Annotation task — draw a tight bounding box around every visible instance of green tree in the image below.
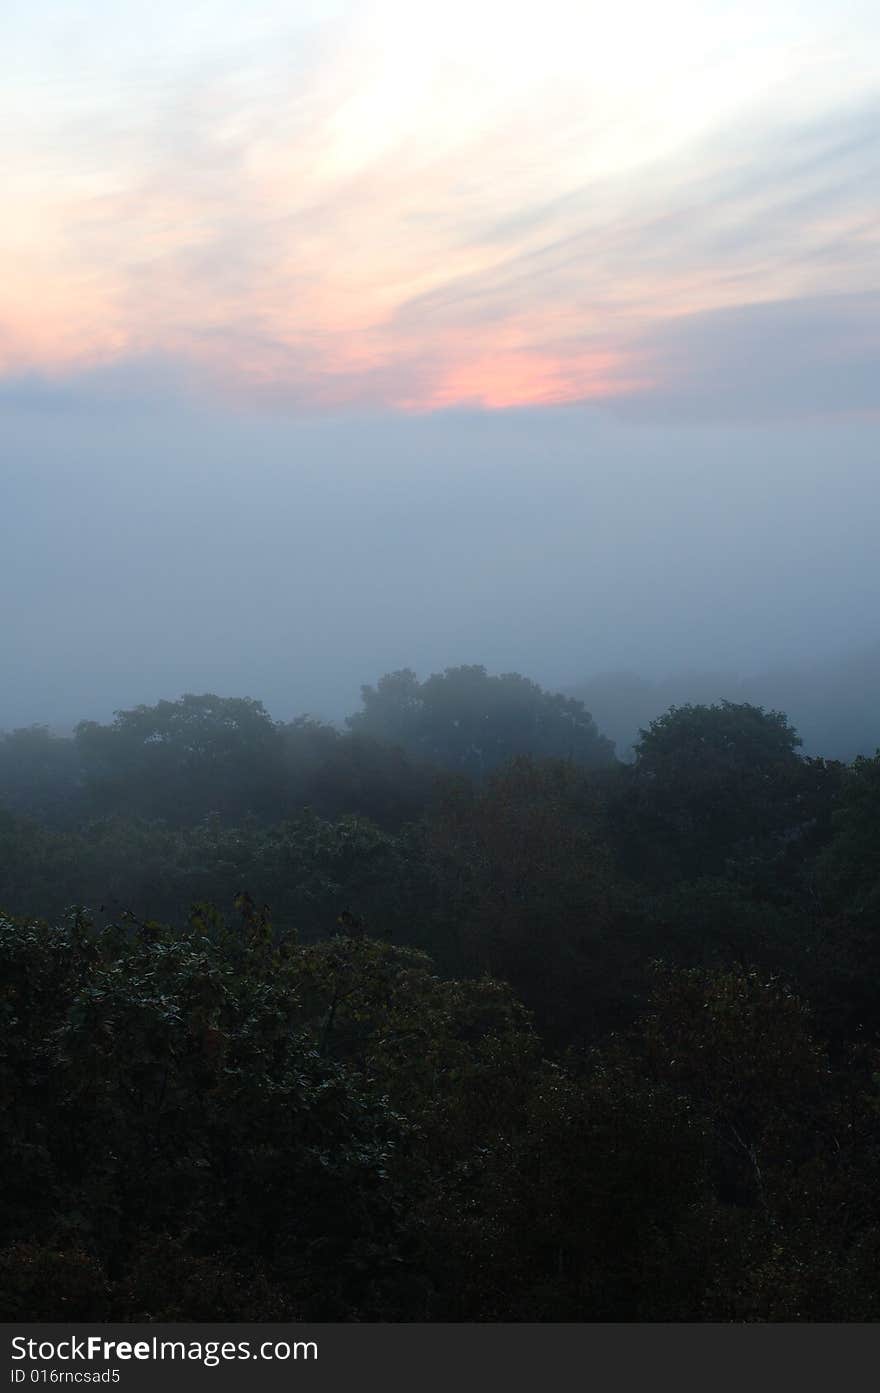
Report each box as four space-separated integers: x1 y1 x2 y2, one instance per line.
0 726 83 827
816 751 880 915
605 701 819 884
75 694 283 824
427 756 640 1044
349 665 615 777
0 908 415 1319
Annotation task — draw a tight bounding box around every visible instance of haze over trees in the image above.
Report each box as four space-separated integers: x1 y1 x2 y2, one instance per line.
572 642 880 762
4 0 879 1335
3 664 880 1320
348 665 615 775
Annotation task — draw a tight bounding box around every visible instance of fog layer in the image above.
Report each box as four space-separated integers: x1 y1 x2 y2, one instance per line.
3 392 877 735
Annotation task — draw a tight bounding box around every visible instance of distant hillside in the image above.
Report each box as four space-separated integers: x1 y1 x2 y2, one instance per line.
570 643 880 762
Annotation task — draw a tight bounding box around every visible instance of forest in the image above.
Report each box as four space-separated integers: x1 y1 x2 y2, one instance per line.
3 663 880 1321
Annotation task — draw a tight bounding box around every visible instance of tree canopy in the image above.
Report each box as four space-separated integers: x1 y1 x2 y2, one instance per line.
5 674 880 1319
348 665 615 776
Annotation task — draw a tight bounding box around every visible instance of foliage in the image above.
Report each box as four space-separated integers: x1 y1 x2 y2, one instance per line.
0 696 437 835
5 678 880 1319
604 700 835 884
0 726 83 826
75 695 282 824
348 665 615 776
0 909 413 1319
816 752 880 914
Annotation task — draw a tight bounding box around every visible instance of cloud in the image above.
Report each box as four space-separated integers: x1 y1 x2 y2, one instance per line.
1 2 878 417
618 293 880 422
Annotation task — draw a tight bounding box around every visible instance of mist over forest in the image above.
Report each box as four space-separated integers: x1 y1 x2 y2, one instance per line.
4 383 880 1323
4 0 880 1334
572 644 880 762
3 400 878 737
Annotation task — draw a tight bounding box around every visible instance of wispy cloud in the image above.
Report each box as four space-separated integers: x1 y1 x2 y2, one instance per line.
2 0 878 416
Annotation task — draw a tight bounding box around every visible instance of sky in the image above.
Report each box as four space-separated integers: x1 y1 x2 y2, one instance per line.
2 1 879 729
